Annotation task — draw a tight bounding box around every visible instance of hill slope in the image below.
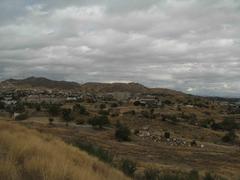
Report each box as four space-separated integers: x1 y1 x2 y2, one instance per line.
80 82 148 93
0 121 128 180
1 77 80 89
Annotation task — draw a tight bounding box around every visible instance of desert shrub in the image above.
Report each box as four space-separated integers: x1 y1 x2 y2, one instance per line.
73 104 88 115
14 102 25 113
0 101 5 109
100 103 106 109
48 104 60 117
169 115 179 124
74 141 113 164
62 108 74 126
163 100 172 105
133 101 141 106
120 159 136 177
15 113 28 121
35 103 41 111
75 118 85 125
99 109 109 115
115 122 131 141
211 122 223 130
123 110 135 116
211 119 239 131
190 140 197 147
201 119 215 128
164 132 170 139
111 103 118 107
88 115 110 129
141 169 200 180
203 172 222 180
222 130 237 143
188 169 199 180
143 168 160 180
48 117 54 125
141 110 150 118
221 118 239 131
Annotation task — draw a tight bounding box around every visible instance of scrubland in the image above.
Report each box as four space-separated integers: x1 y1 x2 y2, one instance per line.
0 120 129 180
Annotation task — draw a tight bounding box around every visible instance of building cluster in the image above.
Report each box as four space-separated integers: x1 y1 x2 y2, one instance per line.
0 88 166 108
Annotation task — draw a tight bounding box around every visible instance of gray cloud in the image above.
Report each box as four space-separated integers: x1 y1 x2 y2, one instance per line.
0 0 240 97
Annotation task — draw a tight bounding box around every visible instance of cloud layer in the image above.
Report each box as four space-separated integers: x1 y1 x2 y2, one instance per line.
0 0 240 97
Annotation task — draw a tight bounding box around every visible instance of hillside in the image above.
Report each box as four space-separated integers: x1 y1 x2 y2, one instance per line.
0 120 129 180
80 82 149 93
1 77 80 90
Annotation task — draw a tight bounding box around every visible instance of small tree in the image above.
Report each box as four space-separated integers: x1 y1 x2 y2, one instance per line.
62 108 73 126
100 103 106 109
48 104 60 117
121 159 136 177
115 122 131 141
222 130 237 143
48 104 60 123
35 104 41 111
111 103 118 107
133 101 141 106
0 101 5 109
188 169 199 180
221 118 239 131
14 102 25 113
48 117 54 125
73 104 88 115
88 115 109 129
164 132 170 139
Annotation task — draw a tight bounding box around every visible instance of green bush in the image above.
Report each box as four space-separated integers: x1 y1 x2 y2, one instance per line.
221 118 239 131
62 108 74 126
88 115 109 129
111 103 118 107
48 104 60 117
115 122 131 141
203 172 216 180
121 159 136 177
74 141 113 164
75 118 85 125
222 130 237 143
188 169 199 180
164 132 170 139
73 104 88 115
142 169 200 180
201 119 215 128
98 110 109 115
14 102 25 113
48 118 54 125
0 101 5 109
100 103 106 109
35 103 41 111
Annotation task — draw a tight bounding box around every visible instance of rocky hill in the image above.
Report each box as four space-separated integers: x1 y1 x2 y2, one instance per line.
0 77 80 90
80 82 149 93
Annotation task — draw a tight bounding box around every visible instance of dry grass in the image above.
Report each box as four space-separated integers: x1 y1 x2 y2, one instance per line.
0 121 129 180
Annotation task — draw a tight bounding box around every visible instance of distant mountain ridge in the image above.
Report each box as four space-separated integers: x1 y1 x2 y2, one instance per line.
0 77 80 90
0 77 150 93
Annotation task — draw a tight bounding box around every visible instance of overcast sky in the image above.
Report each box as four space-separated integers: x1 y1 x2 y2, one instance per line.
0 0 240 97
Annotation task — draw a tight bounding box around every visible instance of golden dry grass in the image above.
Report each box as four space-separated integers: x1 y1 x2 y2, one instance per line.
0 121 129 180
